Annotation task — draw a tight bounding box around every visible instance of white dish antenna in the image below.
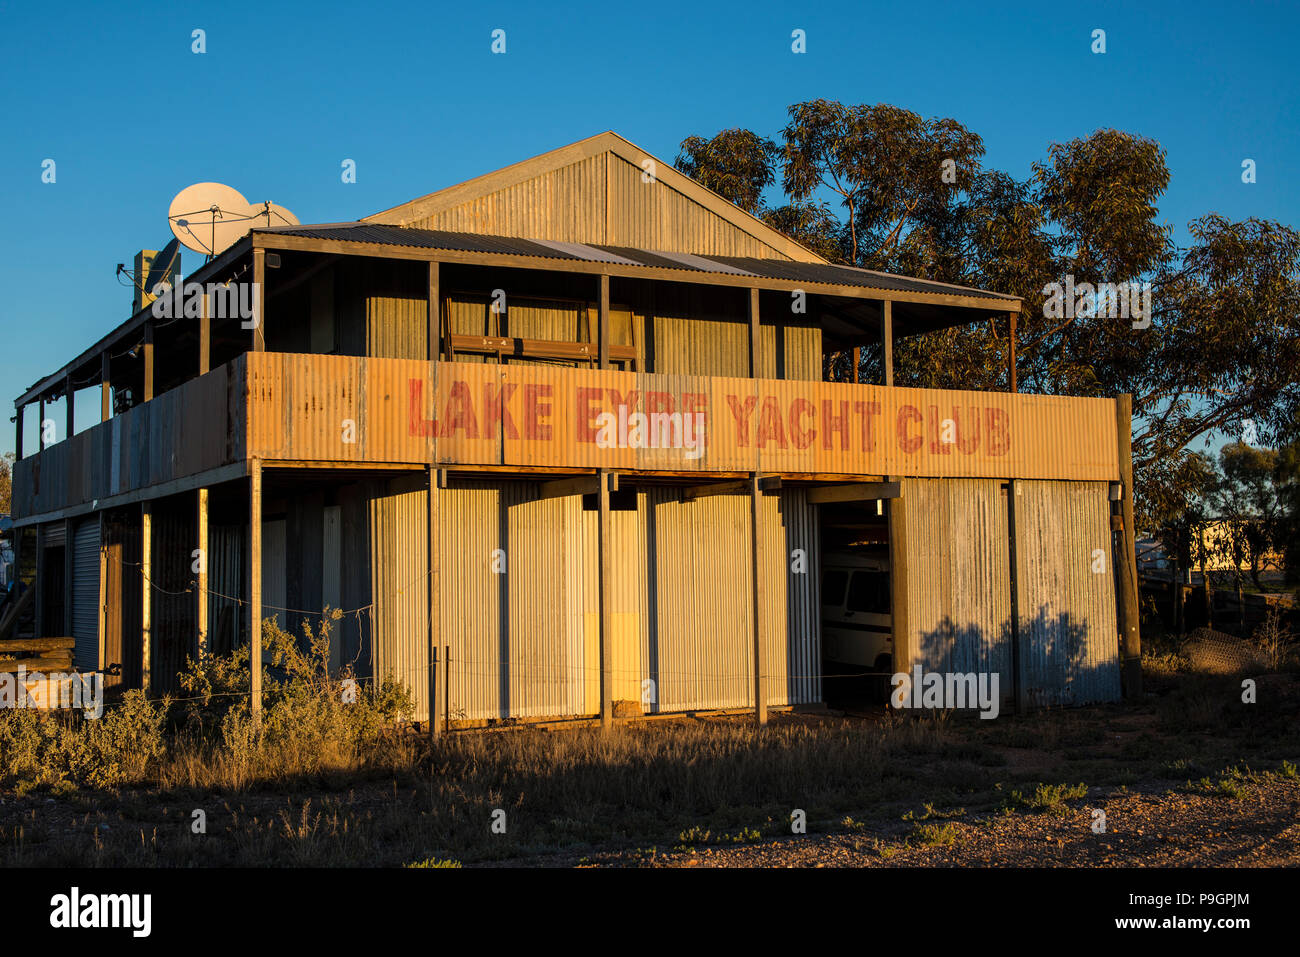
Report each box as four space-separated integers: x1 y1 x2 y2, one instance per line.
168 182 299 257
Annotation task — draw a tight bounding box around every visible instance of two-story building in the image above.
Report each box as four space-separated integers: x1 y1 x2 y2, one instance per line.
9 132 1141 727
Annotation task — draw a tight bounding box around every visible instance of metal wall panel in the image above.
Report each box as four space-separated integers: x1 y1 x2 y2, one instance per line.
439 482 505 721
262 519 287 631
1014 480 1122 706
414 154 607 243
607 154 788 259
71 519 100 671
368 475 430 721
241 353 1121 482
900 479 1013 695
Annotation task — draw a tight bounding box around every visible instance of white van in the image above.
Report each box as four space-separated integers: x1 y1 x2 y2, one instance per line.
821 551 893 671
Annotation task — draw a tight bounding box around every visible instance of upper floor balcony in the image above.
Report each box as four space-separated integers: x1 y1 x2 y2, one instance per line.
10 228 1121 524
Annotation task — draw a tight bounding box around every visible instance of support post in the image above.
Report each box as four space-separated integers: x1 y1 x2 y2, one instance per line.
1007 480 1023 712
427 261 441 362
142 323 155 402
38 398 46 451
1114 394 1142 698
141 502 151 695
427 465 441 739
249 460 263 724
887 494 909 677
1008 309 1019 393
598 274 610 369
252 247 267 352
196 488 208 662
64 376 75 443
199 291 211 375
100 353 111 421
96 513 107 672
598 468 613 729
852 346 860 384
14 403 22 461
882 300 894 386
750 473 767 726
748 288 760 377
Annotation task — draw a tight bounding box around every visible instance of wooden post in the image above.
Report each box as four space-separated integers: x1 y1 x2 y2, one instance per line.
598 468 613 729
252 247 267 352
748 288 760 377
427 465 441 739
199 291 211 375
14 402 22 461
852 346 860 384
100 353 111 421
1008 309 1019 393
887 497 909 678
141 502 151 695
1114 395 1142 698
882 300 894 386
196 488 209 662
142 323 155 402
96 513 107 672
750 473 767 726
598 274 610 369
427 261 441 361
64 376 75 443
1007 480 1023 712
249 461 263 724
38 398 46 451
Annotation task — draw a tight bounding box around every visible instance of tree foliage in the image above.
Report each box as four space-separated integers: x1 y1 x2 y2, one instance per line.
675 104 1300 524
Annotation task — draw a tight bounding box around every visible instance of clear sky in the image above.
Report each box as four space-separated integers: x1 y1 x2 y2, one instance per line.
1 0 1296 456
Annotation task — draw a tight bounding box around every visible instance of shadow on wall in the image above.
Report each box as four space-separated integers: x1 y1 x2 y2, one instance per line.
915 605 1122 709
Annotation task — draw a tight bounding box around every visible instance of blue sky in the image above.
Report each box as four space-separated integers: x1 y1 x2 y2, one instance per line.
1 0 1296 456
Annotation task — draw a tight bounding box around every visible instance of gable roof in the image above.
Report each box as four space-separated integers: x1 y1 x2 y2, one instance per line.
363 131 827 264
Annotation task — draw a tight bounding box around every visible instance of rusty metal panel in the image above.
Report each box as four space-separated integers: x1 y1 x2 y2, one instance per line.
1014 480 1122 706
368 475 430 721
242 354 1119 482
901 478 1013 694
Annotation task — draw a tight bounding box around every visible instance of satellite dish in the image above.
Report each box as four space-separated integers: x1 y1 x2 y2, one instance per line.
251 201 300 229
168 182 253 256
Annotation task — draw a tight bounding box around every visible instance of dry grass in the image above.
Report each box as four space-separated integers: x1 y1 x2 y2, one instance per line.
1 617 1297 867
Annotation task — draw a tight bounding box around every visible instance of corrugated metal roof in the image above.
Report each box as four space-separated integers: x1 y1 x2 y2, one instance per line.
259 223 1016 302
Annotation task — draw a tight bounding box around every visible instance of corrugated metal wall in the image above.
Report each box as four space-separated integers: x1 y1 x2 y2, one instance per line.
71 518 100 671
398 151 793 261
208 524 245 657
896 477 1120 707
368 475 430 721
900 479 1013 695
404 479 820 724
1014 481 1122 707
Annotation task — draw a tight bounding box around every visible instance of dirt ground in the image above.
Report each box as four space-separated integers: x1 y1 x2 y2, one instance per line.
524 776 1300 868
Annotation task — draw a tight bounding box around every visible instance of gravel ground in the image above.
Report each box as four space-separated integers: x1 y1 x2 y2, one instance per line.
500 777 1300 868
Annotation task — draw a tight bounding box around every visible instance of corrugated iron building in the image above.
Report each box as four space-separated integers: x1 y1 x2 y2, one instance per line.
9 132 1140 725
